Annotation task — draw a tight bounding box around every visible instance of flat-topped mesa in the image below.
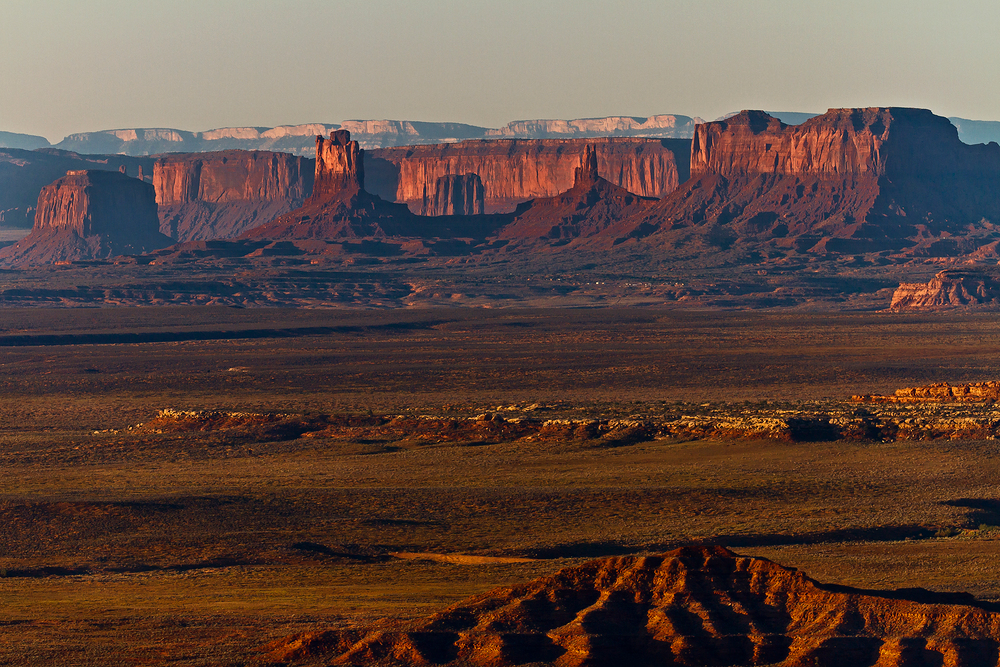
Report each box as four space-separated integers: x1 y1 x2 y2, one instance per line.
152 150 314 241
0 169 171 264
311 130 364 200
35 170 157 236
620 107 1000 259
420 174 484 216
692 107 991 180
153 151 312 206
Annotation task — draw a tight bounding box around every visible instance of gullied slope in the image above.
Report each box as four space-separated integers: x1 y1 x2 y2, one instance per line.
0 170 171 265
153 150 314 240
268 546 1000 667
618 108 1000 262
368 137 688 213
496 145 659 244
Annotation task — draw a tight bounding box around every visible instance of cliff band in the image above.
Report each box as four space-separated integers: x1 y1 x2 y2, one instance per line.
0 169 171 265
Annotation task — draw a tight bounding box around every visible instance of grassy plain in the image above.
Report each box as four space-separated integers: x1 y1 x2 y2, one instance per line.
4 308 1000 665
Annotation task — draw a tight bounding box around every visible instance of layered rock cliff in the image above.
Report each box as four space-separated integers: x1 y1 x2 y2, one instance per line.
889 270 1000 310
485 114 701 139
267 545 1000 667
153 150 313 240
0 170 171 265
368 137 689 213
419 174 484 216
615 108 1000 261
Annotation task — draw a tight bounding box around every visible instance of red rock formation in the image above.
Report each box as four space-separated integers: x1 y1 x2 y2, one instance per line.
267 545 1000 667
889 270 1000 310
311 130 363 200
241 131 496 241
496 145 659 243
619 108 1000 260
368 137 689 213
420 174 484 216
0 148 154 230
153 150 313 240
0 170 171 265
854 381 1000 403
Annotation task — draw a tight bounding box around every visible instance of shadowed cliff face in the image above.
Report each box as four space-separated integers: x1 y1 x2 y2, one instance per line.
420 173 484 216
616 108 1000 261
0 170 171 265
0 149 153 230
369 137 689 213
152 150 313 241
268 546 1000 667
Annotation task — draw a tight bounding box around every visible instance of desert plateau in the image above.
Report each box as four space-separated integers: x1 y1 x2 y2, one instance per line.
9 3 1000 663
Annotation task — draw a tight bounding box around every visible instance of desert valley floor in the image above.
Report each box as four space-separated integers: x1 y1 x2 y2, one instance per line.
3 308 1000 664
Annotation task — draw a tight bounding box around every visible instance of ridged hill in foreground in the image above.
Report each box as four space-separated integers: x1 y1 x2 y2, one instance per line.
268 545 1000 667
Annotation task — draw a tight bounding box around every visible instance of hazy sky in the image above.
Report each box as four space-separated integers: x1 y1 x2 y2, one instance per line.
4 0 1000 141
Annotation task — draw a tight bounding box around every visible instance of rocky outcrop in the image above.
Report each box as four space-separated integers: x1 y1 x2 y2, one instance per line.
854 381 1000 403
242 131 466 241
368 137 688 213
0 170 171 264
311 130 363 200
153 150 313 240
496 145 659 244
617 108 1000 261
0 148 153 229
267 545 1000 667
889 270 1000 310
420 174 484 216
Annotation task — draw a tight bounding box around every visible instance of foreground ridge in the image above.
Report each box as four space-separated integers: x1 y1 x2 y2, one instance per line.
266 545 1000 666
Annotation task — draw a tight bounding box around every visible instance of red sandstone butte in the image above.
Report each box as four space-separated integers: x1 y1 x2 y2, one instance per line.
0 169 171 265
241 131 421 240
367 137 689 214
618 108 1000 258
153 150 313 241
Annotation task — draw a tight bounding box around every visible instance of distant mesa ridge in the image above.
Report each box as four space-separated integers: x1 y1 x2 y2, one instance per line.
46 114 703 156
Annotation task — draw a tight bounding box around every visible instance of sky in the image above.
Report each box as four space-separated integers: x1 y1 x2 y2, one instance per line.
4 0 1000 142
